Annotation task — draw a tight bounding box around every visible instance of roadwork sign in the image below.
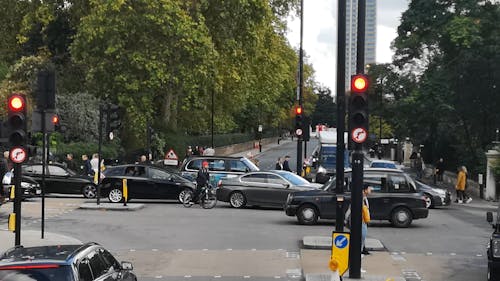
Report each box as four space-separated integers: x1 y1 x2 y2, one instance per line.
164 149 179 166
331 231 350 276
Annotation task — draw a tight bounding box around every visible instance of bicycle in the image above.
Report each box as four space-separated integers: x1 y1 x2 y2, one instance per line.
182 184 217 209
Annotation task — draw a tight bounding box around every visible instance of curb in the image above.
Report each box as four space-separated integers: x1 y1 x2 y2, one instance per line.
305 273 405 281
79 203 145 211
303 236 385 251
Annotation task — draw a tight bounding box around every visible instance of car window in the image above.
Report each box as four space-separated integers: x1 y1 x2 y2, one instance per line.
24 165 43 175
388 175 410 192
100 249 120 269
87 250 108 278
132 166 147 177
48 166 68 176
229 160 248 172
150 168 170 180
275 171 310 186
186 159 202 170
78 259 93 281
106 166 125 177
241 174 266 183
208 159 226 171
363 173 387 192
266 174 287 185
0 266 75 281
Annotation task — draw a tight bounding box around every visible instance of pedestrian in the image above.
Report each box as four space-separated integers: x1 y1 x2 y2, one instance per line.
139 155 147 163
90 153 99 174
185 146 193 158
0 151 9 201
455 166 472 204
64 154 78 172
193 146 200 156
275 157 283 170
193 161 210 204
283 155 292 172
435 158 445 182
81 154 93 176
362 184 372 255
415 153 423 179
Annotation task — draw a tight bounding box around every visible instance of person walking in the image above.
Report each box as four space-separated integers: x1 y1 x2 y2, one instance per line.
415 153 423 179
455 166 471 204
283 155 292 172
435 158 445 182
81 154 93 176
193 161 210 204
275 157 283 170
64 154 78 171
361 185 372 255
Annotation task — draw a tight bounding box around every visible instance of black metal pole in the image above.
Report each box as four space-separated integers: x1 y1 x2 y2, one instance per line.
211 88 214 148
349 0 366 278
335 0 347 232
41 111 46 239
296 0 304 176
14 162 22 246
97 105 103 205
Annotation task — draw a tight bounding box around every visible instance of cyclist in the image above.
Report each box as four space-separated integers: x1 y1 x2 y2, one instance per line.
193 161 210 204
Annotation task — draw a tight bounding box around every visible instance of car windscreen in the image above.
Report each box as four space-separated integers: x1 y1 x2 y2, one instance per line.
241 158 259 172
275 171 309 186
0 265 74 281
320 146 336 168
370 162 396 169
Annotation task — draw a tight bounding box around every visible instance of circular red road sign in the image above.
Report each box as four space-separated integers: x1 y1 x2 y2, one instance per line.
10 147 27 163
351 128 368 144
295 128 303 136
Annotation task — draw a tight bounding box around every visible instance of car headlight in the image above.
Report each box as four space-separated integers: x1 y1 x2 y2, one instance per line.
21 182 35 188
317 166 327 174
286 193 294 204
432 188 446 195
492 239 500 258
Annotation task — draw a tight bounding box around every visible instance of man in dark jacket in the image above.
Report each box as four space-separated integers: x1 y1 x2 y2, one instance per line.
194 161 210 203
283 155 292 172
435 158 445 182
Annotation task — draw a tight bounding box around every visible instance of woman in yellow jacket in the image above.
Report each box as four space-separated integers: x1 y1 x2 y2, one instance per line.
455 166 471 203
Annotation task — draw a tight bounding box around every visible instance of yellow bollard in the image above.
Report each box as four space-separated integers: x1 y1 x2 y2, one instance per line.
93 172 98 185
9 185 15 200
122 178 128 205
328 257 341 281
8 213 15 232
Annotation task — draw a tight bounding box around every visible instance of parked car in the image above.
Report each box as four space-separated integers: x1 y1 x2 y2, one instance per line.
2 171 41 200
0 242 136 281
369 160 401 170
487 208 500 281
21 163 97 198
415 180 451 208
101 164 196 203
284 168 429 227
217 170 322 208
179 156 260 186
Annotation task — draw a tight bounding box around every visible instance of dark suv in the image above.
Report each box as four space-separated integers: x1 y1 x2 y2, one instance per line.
487 209 500 281
0 242 136 281
284 168 429 227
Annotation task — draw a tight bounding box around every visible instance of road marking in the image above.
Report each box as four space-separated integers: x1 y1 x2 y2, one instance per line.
184 275 191 278
152 249 158 252
251 248 257 251
155 276 162 279
426 252 433 256
203 249 208 251
214 276 221 278
391 252 399 255
226 248 232 251
129 249 136 252
400 251 406 255
450 253 456 256
286 252 300 259
476 254 483 257
177 249 183 251
243 276 251 278
274 276 282 279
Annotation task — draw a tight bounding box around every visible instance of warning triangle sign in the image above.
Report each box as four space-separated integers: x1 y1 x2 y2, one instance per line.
165 149 178 160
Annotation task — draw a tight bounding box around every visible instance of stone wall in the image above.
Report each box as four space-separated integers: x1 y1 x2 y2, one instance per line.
214 137 280 156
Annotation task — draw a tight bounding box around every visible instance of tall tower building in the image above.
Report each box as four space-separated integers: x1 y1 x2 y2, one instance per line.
345 0 376 89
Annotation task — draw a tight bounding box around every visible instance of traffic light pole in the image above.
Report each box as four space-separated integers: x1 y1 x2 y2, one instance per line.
14 163 22 246
41 110 47 239
97 105 103 205
296 0 304 176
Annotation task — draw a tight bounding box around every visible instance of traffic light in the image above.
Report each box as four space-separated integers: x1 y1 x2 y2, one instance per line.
295 106 303 138
349 74 369 146
51 114 66 132
7 94 27 146
36 70 56 110
106 104 121 135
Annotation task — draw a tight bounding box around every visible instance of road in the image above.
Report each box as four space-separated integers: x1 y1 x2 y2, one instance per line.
0 139 493 281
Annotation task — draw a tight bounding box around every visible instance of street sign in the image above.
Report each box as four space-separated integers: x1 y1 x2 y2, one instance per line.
10 147 27 163
164 149 179 166
109 132 114 140
258 125 263 132
331 231 350 276
351 128 367 143
295 128 303 136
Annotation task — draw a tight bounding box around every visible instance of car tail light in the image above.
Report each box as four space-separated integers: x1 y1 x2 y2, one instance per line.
217 180 222 187
0 264 60 270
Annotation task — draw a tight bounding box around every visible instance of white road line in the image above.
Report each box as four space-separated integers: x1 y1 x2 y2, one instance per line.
243 276 251 278
251 248 257 251
214 276 221 278
226 248 232 251
155 276 162 279
477 254 483 257
274 276 281 279
426 252 433 256
177 249 183 251
184 275 191 278
400 251 406 255
129 249 136 252
450 253 456 256
152 249 158 252
202 249 208 251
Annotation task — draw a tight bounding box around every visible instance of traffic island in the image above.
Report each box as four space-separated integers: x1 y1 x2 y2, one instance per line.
303 236 385 251
79 203 144 211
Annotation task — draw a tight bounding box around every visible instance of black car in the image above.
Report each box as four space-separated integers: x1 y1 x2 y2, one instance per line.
217 170 322 208
2 171 41 200
101 164 196 203
0 242 136 281
284 168 429 227
487 208 500 281
22 163 97 198
415 180 451 208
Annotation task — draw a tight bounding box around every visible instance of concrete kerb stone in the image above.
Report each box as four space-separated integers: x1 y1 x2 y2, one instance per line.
303 236 385 251
0 230 83 253
305 273 405 281
79 203 145 211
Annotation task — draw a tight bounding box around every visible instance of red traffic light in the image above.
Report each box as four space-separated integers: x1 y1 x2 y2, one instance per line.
8 94 25 112
295 106 303 115
351 74 369 93
52 115 59 124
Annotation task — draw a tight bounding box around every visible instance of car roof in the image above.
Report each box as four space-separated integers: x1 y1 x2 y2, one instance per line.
370 160 396 164
345 167 404 173
185 156 247 161
0 243 97 266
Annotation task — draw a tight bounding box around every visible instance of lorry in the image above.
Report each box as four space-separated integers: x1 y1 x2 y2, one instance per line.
306 129 350 184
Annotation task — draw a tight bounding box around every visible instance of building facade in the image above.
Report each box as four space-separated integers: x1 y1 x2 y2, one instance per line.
345 0 377 89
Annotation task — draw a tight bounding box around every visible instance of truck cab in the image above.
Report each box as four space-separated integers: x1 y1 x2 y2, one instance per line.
487 207 500 281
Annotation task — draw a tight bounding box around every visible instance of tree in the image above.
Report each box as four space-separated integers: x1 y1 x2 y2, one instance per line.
311 86 336 127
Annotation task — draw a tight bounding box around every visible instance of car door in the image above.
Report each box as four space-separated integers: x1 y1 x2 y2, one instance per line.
362 172 389 220
237 173 267 205
260 174 292 206
318 177 346 219
126 166 155 199
148 167 180 199
386 173 414 214
47 165 76 194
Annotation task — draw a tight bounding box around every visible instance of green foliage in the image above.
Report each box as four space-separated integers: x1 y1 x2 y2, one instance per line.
311 86 336 127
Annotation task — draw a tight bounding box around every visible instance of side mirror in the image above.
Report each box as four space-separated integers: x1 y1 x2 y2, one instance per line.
121 261 133 270
284 183 290 189
487 211 494 223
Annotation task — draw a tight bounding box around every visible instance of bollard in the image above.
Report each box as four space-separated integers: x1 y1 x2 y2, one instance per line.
479 173 484 199
259 140 262 153
329 258 341 281
123 179 128 206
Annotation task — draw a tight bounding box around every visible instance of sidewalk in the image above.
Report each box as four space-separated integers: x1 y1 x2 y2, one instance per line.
229 138 292 158
0 229 82 253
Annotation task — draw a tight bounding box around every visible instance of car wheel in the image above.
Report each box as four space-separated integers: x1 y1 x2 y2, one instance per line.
391 207 413 228
423 193 433 209
297 204 319 225
179 188 193 203
82 185 97 199
229 192 246 208
108 188 123 203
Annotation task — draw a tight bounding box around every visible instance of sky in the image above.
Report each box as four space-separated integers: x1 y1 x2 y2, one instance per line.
286 0 410 92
